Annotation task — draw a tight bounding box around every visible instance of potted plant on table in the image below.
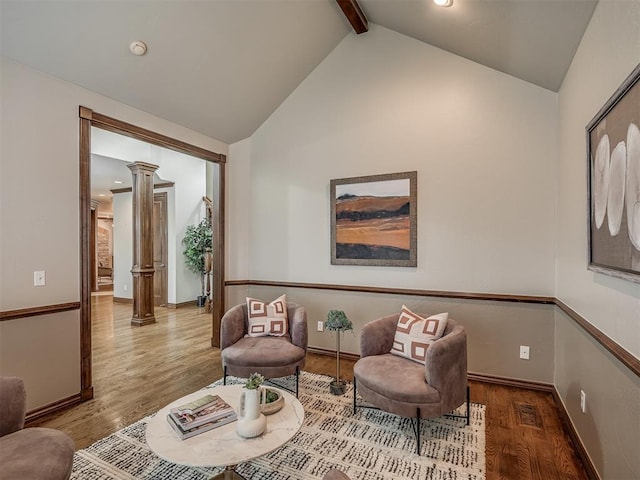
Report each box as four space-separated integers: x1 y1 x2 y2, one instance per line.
325 309 353 395
182 218 212 307
237 373 267 438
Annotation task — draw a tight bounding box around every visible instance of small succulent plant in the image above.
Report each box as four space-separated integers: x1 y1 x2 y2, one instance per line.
325 310 353 332
245 372 265 389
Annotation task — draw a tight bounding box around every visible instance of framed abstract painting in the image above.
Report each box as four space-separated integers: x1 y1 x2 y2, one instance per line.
587 62 640 283
330 171 417 267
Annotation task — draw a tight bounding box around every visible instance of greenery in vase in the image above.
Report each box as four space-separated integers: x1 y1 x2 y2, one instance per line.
182 217 212 296
325 309 353 332
245 372 265 389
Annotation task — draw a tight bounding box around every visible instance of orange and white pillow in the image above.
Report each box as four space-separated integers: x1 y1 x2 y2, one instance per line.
391 306 448 364
246 294 288 337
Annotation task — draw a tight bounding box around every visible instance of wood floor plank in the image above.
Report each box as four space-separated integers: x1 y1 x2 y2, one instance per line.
32 296 589 479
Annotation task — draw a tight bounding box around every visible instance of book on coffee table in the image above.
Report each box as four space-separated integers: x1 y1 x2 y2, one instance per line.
166 411 237 440
170 395 236 430
174 394 219 415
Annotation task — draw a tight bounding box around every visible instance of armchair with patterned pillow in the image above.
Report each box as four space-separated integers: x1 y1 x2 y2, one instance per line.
220 295 308 397
353 307 469 454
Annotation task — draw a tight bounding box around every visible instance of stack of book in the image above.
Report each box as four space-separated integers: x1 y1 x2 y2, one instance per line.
167 394 237 440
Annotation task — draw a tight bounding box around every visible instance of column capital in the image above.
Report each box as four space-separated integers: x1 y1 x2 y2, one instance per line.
127 161 159 174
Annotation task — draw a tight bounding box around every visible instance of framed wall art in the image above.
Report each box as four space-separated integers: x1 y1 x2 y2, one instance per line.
330 171 417 267
587 62 640 283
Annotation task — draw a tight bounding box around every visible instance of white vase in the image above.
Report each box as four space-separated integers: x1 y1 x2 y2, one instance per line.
236 387 267 438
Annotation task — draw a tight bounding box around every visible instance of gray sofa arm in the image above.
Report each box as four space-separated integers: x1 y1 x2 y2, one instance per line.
220 304 247 351
425 320 467 410
0 376 26 437
360 313 399 357
288 304 308 351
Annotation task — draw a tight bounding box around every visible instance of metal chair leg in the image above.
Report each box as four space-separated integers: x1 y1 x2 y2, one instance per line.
353 377 357 414
415 408 421 455
223 366 227 385
295 366 300 398
466 385 470 425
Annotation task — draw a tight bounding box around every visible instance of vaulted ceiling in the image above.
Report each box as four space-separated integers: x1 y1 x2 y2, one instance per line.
1 0 597 144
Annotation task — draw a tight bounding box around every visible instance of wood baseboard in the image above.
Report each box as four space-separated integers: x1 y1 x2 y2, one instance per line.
308 346 360 362
467 372 554 392
112 297 133 304
167 301 196 309
25 393 83 425
551 388 600 480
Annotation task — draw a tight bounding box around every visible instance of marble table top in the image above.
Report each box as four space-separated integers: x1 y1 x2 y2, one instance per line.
146 384 304 468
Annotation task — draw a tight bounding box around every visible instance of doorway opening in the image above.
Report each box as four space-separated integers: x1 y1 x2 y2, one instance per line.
79 107 226 400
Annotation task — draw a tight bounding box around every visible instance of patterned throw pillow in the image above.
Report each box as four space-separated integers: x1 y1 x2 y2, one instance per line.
246 294 288 337
390 306 448 365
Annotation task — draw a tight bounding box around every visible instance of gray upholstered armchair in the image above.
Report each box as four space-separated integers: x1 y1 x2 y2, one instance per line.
0 376 75 479
220 302 308 396
353 314 469 454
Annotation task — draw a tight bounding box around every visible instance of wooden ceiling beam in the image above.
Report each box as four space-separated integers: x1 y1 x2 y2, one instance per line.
336 0 368 34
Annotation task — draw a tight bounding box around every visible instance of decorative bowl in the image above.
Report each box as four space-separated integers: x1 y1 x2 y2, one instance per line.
260 388 285 415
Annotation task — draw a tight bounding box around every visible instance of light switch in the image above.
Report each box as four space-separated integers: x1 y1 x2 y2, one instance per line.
34 271 46 286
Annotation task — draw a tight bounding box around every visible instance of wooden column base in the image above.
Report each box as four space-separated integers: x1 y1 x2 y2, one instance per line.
131 316 156 326
130 268 156 326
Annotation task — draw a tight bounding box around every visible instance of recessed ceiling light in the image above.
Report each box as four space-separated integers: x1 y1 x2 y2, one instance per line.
114 180 124 184
434 0 453 6
98 193 106 197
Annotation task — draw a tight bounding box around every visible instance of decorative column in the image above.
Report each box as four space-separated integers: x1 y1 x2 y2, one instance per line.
128 162 158 326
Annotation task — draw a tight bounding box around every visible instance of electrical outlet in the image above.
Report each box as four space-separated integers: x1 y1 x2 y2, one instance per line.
33 271 46 286
317 321 324 332
123 284 128 291
580 390 586 413
519 345 530 360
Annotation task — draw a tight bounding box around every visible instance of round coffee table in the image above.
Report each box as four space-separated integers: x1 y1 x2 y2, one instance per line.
146 385 304 479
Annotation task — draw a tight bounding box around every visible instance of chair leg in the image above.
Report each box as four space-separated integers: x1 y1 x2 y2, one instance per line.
415 408 421 455
223 366 227 385
466 385 470 425
295 366 300 398
353 376 357 414
444 384 471 424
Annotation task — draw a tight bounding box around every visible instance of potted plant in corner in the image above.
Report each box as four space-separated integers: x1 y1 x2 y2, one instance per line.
182 217 212 307
325 309 353 395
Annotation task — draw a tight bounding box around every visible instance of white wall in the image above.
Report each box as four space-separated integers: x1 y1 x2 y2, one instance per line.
112 192 133 298
555 2 640 478
0 56 227 409
227 138 251 281
244 25 557 296
556 0 640 358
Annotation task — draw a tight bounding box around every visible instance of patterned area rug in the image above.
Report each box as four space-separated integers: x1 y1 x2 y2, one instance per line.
72 372 485 479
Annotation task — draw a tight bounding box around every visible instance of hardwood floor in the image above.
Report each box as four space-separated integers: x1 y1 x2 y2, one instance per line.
33 296 588 479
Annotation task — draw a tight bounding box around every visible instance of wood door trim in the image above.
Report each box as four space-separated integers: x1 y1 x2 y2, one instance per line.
79 106 226 403
153 192 168 307
80 109 226 164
